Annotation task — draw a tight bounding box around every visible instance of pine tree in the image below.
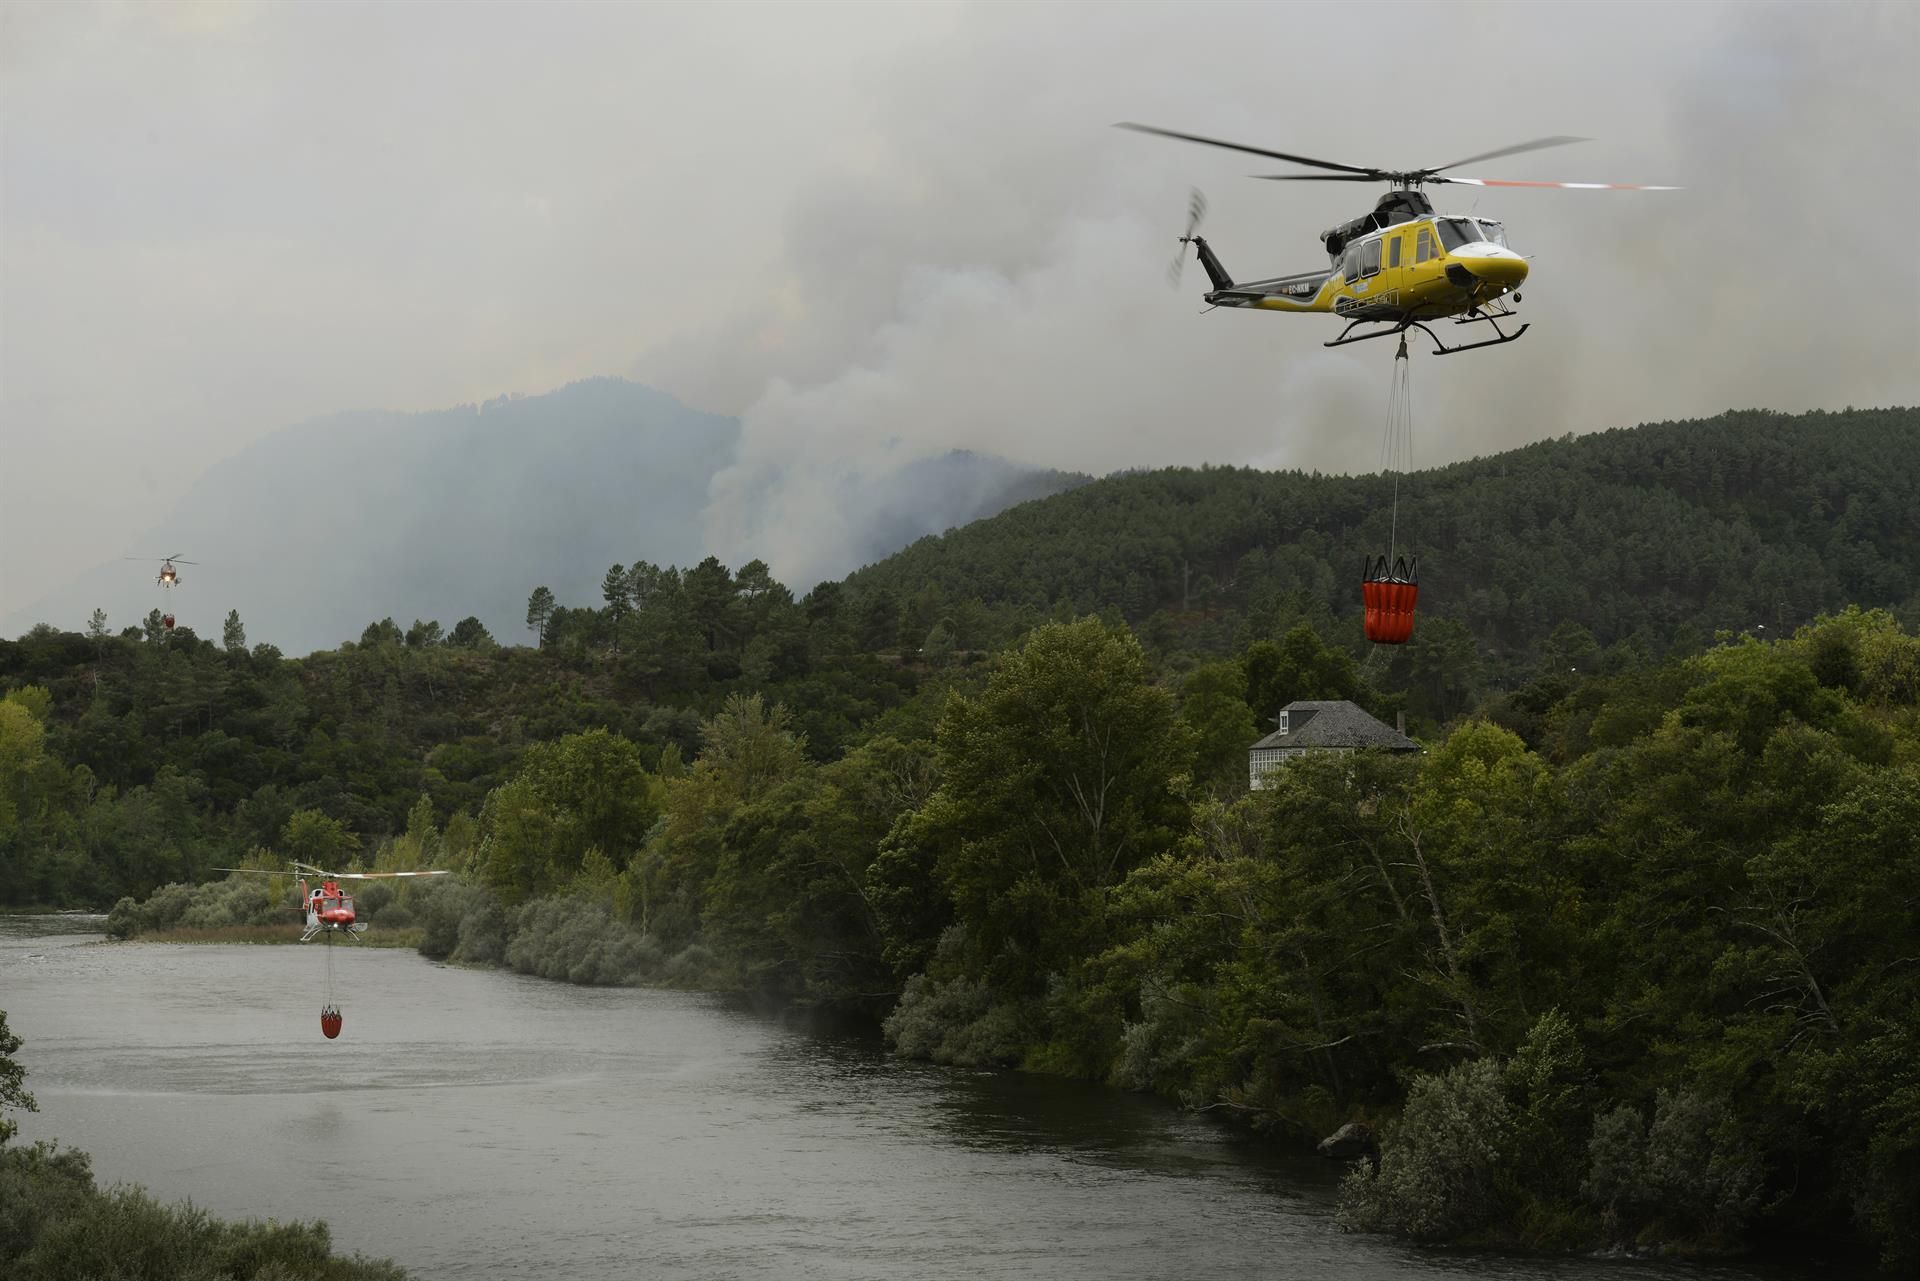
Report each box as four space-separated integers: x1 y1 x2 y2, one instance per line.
526 586 557 647
602 564 630 654
86 609 109 640
222 609 246 653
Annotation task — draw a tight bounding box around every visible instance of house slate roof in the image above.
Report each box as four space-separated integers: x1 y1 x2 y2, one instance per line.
1248 699 1420 752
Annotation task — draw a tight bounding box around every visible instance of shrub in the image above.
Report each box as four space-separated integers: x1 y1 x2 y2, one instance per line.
506 897 659 986
1580 1089 1763 1249
0 1140 407 1279
1583 1103 1647 1233
883 973 1024 1068
1642 1089 1763 1244
1338 1058 1515 1240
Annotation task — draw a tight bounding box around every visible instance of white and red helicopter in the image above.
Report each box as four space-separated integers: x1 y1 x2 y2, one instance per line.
215 861 451 1038
217 860 451 941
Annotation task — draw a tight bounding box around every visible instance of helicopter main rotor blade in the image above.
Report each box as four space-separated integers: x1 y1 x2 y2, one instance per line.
1252 173 1384 182
1442 176 1680 190
1115 123 1379 176
1429 135 1589 173
285 860 451 880
324 870 453 880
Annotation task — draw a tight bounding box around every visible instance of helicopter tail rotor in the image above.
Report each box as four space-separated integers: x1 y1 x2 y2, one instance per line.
1167 188 1208 288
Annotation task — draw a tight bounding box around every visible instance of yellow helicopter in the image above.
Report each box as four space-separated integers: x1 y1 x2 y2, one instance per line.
1118 124 1676 355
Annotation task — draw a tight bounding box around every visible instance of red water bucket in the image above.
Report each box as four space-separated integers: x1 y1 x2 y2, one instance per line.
320 1005 343 1039
1362 560 1418 645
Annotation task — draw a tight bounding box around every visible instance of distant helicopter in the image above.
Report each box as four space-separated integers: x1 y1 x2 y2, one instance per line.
216 861 451 942
1117 124 1676 355
126 554 197 588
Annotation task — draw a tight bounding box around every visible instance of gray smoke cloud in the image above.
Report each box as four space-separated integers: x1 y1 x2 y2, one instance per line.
6 2 1916 614
690 0 1920 586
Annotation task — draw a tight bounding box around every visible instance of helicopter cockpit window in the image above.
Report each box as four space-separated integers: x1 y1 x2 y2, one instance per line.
1436 218 1481 252
1476 220 1508 248
1357 239 1382 278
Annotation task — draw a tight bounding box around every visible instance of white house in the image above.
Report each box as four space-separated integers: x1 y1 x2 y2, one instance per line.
1248 699 1420 789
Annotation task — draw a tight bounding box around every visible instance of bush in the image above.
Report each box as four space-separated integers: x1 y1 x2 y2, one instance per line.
883 973 1025 1068
1642 1089 1764 1244
1113 981 1205 1095
1583 1103 1647 1233
414 882 506 965
506 897 659 986
1337 1058 1515 1241
106 878 285 939
1581 1089 1763 1250
0 1140 407 1279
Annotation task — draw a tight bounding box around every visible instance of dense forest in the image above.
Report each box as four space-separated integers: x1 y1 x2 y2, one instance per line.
851 405 1920 671
4 405 1918 1270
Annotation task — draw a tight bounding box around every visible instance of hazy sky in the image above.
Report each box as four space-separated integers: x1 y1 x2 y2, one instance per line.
4 0 1917 606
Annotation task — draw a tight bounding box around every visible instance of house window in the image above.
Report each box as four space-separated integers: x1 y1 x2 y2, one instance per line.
1278 710 1290 735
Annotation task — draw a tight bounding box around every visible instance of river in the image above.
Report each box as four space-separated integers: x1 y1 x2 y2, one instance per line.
2 916 1801 1280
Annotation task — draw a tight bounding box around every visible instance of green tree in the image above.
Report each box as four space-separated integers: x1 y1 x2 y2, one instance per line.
282 809 359 870
478 729 661 901
1244 623 1361 719
526 586 557 646
359 618 403 648
0 690 49 842
601 563 630 654
1180 659 1259 792
222 610 246 653
0 1009 37 1143
86 609 109 640
682 557 738 652
914 618 1188 1002
404 619 443 648
448 616 494 648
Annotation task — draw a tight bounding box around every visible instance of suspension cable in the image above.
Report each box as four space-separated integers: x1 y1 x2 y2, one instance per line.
1378 333 1415 566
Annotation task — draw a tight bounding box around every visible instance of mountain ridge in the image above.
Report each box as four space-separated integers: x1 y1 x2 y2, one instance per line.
845 405 1920 663
5 378 1090 654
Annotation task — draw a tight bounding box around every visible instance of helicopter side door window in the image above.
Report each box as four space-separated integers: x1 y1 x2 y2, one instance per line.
1415 226 1437 263
1389 235 1404 269
1359 239 1382 278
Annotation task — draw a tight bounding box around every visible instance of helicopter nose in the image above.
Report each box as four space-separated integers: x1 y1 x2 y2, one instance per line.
1464 250 1528 288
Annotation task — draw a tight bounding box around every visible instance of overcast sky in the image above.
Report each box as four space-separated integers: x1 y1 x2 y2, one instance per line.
5 0 1917 606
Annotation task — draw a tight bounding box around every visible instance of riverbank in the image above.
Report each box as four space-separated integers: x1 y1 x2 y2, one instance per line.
1 1140 412 1281
127 924 426 949
0 1000 408 1280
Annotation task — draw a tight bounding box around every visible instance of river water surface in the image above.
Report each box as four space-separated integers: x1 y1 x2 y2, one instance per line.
3 916 1801 1280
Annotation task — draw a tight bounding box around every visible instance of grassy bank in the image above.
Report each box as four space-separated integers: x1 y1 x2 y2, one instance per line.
129 925 426 949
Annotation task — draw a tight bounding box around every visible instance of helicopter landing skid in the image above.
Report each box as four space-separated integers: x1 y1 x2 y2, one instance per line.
1325 313 1529 356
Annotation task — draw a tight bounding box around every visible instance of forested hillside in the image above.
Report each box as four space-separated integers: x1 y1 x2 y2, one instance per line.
851 405 1920 665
